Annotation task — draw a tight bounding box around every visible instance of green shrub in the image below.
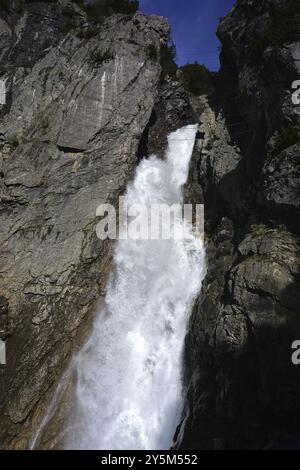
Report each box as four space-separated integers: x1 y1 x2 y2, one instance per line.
249 0 300 64
273 126 299 155
179 62 214 96
0 0 11 12
0 0 24 13
11 0 23 13
6 133 19 149
146 44 158 62
160 41 177 79
251 224 269 238
85 0 139 22
73 0 86 9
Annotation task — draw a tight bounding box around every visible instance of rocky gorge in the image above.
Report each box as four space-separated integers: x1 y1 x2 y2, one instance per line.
0 0 299 450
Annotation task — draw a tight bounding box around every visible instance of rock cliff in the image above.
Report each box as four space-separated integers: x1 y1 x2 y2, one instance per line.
179 0 300 450
0 0 172 448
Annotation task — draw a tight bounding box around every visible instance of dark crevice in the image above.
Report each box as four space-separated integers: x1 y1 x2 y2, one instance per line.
136 109 157 161
57 145 84 154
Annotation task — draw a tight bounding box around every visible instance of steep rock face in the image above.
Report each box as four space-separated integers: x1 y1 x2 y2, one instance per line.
180 0 300 450
140 78 196 158
0 1 170 449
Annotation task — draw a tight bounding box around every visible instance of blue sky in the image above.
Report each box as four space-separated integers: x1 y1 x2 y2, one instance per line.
139 0 236 71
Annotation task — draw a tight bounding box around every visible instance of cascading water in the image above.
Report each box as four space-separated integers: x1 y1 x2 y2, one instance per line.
33 125 206 450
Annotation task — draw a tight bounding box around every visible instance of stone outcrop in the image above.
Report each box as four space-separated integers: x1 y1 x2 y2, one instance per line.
178 0 300 450
0 0 170 449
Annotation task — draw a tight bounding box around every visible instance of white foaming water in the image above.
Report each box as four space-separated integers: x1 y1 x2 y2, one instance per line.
64 125 206 450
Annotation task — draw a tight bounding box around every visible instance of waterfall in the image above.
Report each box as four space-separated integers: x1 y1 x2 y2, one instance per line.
34 125 206 450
